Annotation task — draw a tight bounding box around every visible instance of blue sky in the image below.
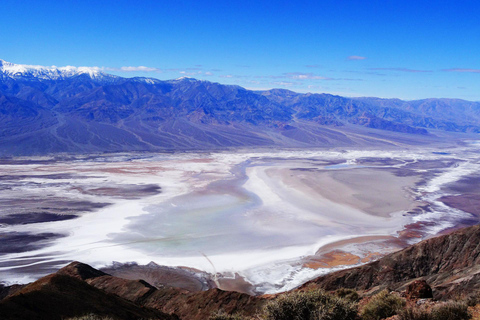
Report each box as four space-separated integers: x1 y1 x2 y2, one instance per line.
1 0 480 100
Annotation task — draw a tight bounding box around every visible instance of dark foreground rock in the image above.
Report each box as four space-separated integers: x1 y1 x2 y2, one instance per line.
0 271 178 320
0 261 265 320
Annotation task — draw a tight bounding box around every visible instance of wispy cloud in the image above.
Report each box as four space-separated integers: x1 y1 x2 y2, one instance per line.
305 64 322 68
270 81 296 87
369 67 432 73
347 55 367 60
283 72 331 80
106 66 161 72
179 70 203 76
443 68 480 73
218 74 248 79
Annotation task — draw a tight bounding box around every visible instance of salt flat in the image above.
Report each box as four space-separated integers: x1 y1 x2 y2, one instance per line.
0 145 479 293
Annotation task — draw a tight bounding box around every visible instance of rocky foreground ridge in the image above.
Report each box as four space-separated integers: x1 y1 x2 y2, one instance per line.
2 225 480 319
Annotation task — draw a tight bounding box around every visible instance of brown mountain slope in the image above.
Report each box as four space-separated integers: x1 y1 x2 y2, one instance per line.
0 268 178 320
301 224 480 299
0 261 265 320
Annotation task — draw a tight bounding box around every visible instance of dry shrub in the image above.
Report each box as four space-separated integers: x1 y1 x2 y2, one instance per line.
465 292 480 307
430 301 471 320
65 315 115 320
209 311 249 320
334 288 360 303
399 305 431 320
360 289 405 320
263 290 357 320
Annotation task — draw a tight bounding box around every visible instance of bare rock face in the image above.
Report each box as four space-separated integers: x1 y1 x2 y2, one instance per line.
0 271 178 320
301 224 480 299
0 261 265 320
57 261 108 280
406 280 433 299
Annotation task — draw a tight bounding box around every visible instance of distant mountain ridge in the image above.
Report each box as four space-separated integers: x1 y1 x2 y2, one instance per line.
1 59 479 155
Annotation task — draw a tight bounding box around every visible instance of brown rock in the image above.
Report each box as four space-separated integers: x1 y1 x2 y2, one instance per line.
406 280 433 299
0 273 178 320
301 224 480 300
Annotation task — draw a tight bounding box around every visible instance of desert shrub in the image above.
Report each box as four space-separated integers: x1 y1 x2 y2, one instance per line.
465 292 480 307
360 289 405 320
335 288 360 302
209 311 249 320
315 296 358 320
65 315 115 320
399 305 431 320
262 290 357 320
430 301 471 320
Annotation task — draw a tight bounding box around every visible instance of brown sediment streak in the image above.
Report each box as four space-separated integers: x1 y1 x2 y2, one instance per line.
304 251 361 269
314 235 395 255
303 235 397 269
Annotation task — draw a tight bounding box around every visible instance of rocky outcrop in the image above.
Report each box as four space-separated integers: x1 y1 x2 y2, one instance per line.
0 261 265 320
405 280 433 299
301 224 480 299
143 287 265 320
0 271 178 320
62 262 265 319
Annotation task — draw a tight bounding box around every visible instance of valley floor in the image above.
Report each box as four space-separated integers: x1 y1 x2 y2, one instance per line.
1 143 480 294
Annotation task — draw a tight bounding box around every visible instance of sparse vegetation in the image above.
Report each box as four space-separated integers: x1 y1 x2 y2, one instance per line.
209 311 249 320
262 290 357 320
399 305 431 320
65 315 115 320
430 301 471 320
360 289 405 320
466 292 480 307
334 288 360 302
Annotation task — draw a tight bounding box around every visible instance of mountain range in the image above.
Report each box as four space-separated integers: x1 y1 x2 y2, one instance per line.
1 59 480 155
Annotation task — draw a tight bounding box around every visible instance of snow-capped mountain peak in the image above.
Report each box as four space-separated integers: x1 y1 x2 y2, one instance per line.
0 59 118 82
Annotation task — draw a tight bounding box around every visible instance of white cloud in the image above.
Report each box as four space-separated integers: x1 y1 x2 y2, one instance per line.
347 55 367 60
106 66 161 72
443 68 480 73
283 72 330 80
179 70 203 75
270 81 296 87
370 67 431 73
